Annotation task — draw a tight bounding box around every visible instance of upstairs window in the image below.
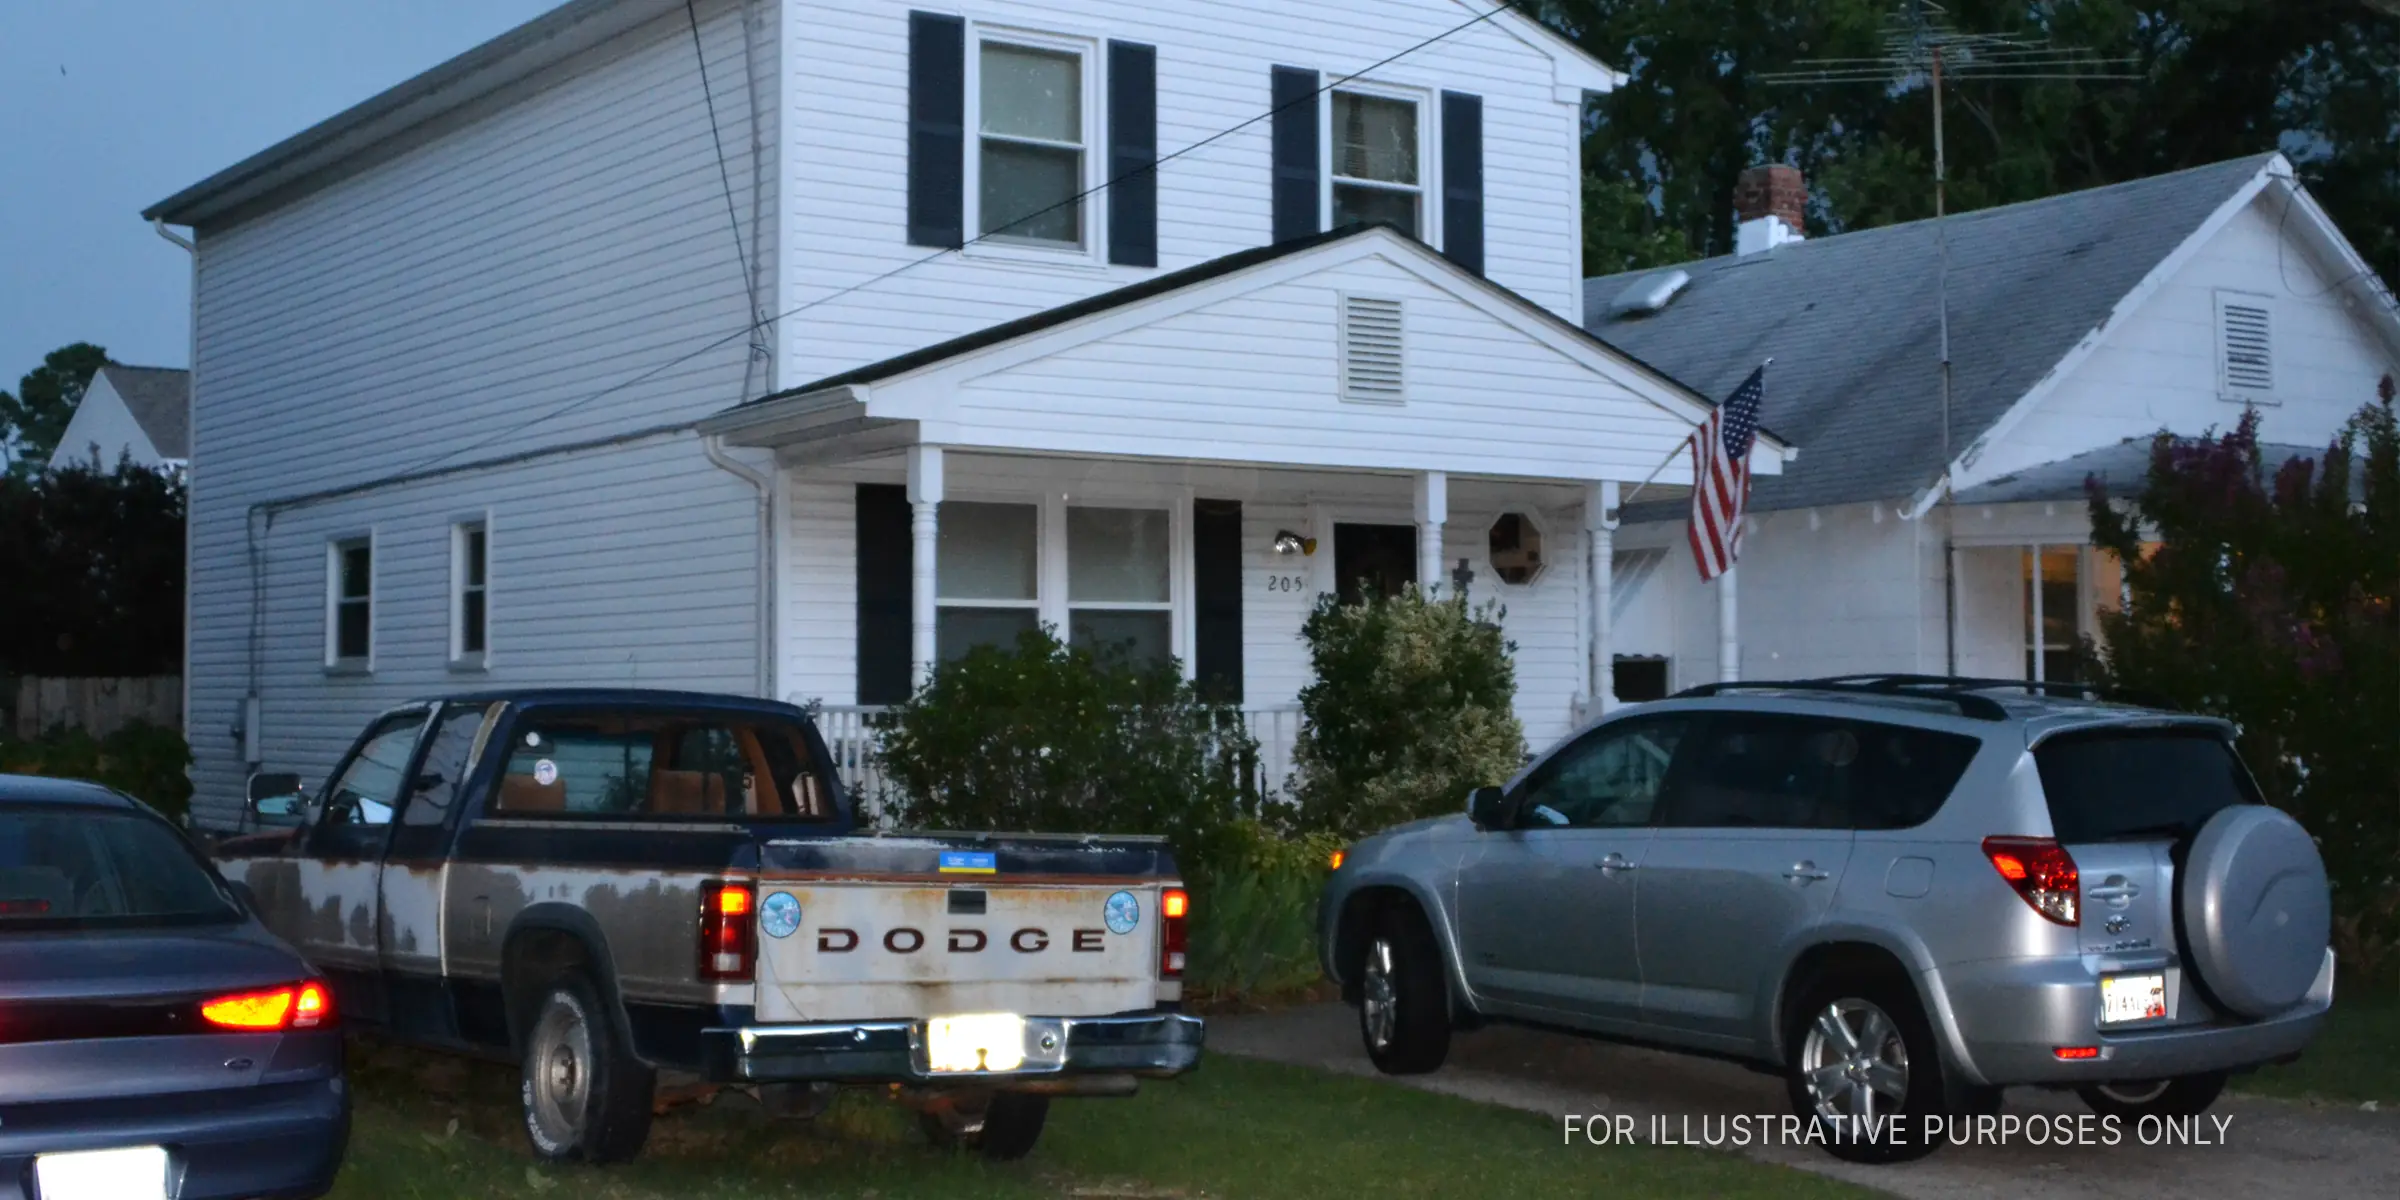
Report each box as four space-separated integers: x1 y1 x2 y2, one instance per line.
1329 89 1422 237
327 536 373 669
978 38 1087 248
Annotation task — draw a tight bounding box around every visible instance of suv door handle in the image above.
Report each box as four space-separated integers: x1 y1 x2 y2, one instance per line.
1783 862 1832 882
1596 853 1637 873
2087 882 2141 901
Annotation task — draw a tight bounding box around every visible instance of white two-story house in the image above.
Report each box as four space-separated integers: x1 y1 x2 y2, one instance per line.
147 0 1797 828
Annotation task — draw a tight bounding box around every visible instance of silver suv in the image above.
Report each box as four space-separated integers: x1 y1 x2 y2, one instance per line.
1318 676 2334 1163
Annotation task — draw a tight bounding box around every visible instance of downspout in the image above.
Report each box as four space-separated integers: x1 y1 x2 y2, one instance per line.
154 218 206 817
704 435 776 699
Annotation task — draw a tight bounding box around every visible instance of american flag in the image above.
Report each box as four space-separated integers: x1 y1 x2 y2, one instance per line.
1688 364 1765 582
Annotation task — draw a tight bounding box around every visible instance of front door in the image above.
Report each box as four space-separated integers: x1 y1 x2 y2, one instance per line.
1454 713 1693 1027
1333 523 1417 603
1635 712 1860 1045
293 707 434 1026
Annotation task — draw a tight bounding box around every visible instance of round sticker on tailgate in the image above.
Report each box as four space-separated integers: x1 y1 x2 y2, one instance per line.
760 891 802 939
1104 890 1140 935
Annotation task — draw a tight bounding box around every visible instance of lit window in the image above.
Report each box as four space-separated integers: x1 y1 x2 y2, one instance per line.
454 521 488 664
936 501 1041 660
328 537 372 667
1330 90 1420 237
979 41 1084 246
1067 507 1172 667
2023 546 2083 684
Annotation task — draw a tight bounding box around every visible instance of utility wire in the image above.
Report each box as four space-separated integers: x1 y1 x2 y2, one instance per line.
393 2 1524 480
684 0 769 368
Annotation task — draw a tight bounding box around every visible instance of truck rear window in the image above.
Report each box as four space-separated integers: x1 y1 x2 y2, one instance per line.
489 711 835 820
2034 727 2260 844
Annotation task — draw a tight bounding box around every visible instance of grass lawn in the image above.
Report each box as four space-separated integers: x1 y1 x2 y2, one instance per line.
330 1040 1871 1199
2237 974 2400 1107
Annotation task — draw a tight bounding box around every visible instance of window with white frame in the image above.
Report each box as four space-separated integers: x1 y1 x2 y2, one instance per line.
936 502 1042 661
453 520 489 665
327 536 373 668
2022 545 2085 684
1329 88 1423 237
1067 507 1172 666
977 36 1088 248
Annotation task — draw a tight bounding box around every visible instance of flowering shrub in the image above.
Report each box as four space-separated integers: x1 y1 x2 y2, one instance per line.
2088 375 2399 969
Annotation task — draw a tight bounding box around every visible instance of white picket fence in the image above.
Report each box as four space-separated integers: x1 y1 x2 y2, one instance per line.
807 702 1305 819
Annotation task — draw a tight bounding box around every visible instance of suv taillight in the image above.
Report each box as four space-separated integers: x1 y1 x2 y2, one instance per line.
1159 887 1189 979
699 881 756 981
1982 836 2079 926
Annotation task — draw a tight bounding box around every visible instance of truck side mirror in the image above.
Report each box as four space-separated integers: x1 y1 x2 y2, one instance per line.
1466 785 1512 831
246 772 307 825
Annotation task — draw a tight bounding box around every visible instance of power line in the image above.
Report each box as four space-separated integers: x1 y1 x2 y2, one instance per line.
684 0 769 368
394 2 1524 479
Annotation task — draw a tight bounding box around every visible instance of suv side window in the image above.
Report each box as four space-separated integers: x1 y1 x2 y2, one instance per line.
1510 715 1691 829
1660 712 1980 830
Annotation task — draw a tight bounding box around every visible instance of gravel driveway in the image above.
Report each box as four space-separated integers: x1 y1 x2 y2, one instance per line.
1210 1003 2397 1200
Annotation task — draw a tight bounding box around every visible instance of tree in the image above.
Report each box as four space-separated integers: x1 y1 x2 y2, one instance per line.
0 458 187 676
0 342 112 477
2086 376 2400 971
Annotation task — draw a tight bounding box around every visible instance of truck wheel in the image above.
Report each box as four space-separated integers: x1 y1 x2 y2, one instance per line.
918 1091 1050 1160
1783 971 1948 1164
520 976 655 1164
2077 1073 2227 1119
1359 906 1450 1075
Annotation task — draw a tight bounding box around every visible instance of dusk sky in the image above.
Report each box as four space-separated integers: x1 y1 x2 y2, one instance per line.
2 2 558 383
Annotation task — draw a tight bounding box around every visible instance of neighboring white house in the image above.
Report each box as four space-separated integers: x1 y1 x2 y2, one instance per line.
1584 154 2400 698
145 0 1790 829
52 364 190 471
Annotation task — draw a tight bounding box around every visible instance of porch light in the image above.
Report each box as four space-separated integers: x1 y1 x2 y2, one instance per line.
1272 530 1316 556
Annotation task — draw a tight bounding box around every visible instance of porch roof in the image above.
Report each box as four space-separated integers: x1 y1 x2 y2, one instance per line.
1955 436 2367 506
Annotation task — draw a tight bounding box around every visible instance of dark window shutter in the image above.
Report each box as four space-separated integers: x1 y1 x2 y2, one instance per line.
856 484 914 705
1107 41 1158 268
907 11 966 248
1440 91 1484 274
1192 499 1244 704
1270 66 1321 243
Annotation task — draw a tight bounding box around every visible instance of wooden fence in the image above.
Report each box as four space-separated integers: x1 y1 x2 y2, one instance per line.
9 676 182 740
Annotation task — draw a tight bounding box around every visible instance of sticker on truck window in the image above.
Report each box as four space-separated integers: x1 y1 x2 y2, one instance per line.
939 851 997 875
533 759 559 786
1104 890 1140 935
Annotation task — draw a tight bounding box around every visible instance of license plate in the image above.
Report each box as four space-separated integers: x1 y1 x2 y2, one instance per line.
2101 972 2167 1024
35 1146 169 1200
925 1012 1028 1073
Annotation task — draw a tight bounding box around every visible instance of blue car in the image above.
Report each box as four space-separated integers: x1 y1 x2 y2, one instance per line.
0 775 349 1200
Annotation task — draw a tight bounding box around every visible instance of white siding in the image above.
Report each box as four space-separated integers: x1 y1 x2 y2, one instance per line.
185 0 779 827
51 377 165 469
1969 195 2400 485
778 0 1586 383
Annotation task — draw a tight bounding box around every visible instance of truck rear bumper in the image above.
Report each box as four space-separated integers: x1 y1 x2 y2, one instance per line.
698 1011 1205 1085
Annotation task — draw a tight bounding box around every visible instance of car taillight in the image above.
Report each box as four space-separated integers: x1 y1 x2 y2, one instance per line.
700 881 756 981
201 979 335 1031
1983 836 2080 926
1159 887 1189 979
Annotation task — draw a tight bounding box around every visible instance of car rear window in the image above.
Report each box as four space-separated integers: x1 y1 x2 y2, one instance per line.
0 807 241 929
2034 727 2260 844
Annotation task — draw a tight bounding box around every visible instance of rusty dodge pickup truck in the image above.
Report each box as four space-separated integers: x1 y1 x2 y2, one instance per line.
215 688 1202 1163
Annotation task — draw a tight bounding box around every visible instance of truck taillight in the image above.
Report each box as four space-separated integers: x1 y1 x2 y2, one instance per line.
699 881 756 981
1982 836 2079 926
1160 887 1189 979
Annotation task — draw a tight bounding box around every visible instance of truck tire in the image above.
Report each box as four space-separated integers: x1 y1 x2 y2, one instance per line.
2178 805 2329 1018
1782 969 1950 1164
2077 1073 2227 1120
918 1091 1050 1160
520 975 655 1164
1359 906 1450 1075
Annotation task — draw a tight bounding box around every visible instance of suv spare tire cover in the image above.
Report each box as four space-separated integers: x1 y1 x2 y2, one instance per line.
2179 805 2329 1018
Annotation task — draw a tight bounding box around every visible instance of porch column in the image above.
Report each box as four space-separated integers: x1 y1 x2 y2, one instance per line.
1414 471 1447 597
1717 562 1740 682
906 444 944 688
1586 482 1619 711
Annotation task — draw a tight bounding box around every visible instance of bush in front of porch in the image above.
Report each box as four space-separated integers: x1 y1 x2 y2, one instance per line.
1288 586 1526 838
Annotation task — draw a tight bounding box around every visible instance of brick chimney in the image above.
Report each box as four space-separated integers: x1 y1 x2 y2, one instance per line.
1733 163 1806 255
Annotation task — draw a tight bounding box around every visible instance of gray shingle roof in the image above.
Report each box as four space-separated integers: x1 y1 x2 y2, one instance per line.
1584 153 2278 514
1955 436 2364 506
98 365 190 459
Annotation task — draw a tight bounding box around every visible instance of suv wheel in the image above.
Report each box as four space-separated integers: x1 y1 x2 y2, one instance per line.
520 975 655 1164
1358 907 1449 1075
2077 1073 2227 1119
1783 973 1950 1164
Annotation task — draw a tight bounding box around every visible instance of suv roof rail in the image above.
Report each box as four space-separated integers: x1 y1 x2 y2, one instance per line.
1669 678 2012 721
1810 673 2164 708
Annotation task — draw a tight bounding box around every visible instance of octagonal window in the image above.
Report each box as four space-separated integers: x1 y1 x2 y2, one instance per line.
1488 512 1544 585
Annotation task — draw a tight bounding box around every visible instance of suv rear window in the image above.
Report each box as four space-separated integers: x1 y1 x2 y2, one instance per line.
0 807 241 929
2034 727 2260 844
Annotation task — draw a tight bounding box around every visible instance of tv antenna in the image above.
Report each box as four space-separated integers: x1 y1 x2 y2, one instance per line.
1760 0 2139 673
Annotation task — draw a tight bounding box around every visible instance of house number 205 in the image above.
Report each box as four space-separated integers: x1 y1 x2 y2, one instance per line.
1265 575 1307 592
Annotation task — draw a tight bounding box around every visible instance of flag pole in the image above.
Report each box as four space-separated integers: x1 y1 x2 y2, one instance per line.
1612 358 1771 517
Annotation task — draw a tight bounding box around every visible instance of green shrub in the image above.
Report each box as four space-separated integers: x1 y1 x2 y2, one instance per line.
1182 820 1345 1007
870 628 1259 876
0 720 193 822
1288 587 1526 837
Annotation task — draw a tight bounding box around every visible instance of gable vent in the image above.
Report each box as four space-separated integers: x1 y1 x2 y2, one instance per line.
1340 295 1405 402
2216 291 2274 397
